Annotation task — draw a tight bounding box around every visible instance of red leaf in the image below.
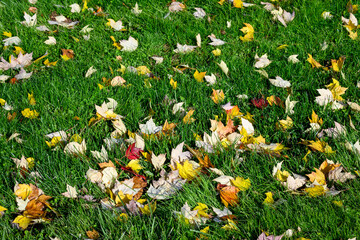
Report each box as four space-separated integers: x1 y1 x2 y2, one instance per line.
125 143 143 160
251 98 268 109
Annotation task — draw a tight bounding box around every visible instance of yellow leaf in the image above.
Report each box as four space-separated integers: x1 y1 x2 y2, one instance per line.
210 89 225 104
12 215 32 230
46 136 62 148
136 66 151 75
114 191 133 206
274 170 290 182
233 0 243 8
28 92 36 105
200 226 210 234
212 48 221 56
326 78 347 101
26 157 35 169
183 109 196 124
176 160 199 180
194 70 206 82
82 0 88 12
239 23 254 42
309 110 323 125
118 212 129 222
14 184 32 200
3 31 12 37
278 116 293 130
194 203 209 218
276 44 288 50
43 59 58 67
331 56 345 72
126 160 143 173
307 168 326 185
333 200 343 207
263 192 274 204
218 0 226 5
230 177 251 191
70 134 82 143
0 206 7 215
304 185 326 197
14 46 25 55
302 150 311 162
307 54 322 68
349 30 358 40
61 54 71 61
170 78 177 89
221 219 238 230
139 202 156 215
21 108 39 119
0 98 5 106
306 139 335 154
98 83 104 90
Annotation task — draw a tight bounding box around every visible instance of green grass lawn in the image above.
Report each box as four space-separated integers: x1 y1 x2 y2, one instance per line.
1 0 360 239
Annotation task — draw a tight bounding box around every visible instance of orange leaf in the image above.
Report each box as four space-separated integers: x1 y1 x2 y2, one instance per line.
217 184 240 207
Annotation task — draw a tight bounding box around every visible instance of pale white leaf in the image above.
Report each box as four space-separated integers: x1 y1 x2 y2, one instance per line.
120 36 138 52
69 3 81 13
44 36 56 45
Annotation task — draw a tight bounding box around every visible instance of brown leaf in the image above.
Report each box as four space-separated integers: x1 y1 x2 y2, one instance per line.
98 160 115 169
7 112 16 121
61 49 74 59
24 199 46 218
133 176 147 188
29 7 37 13
86 229 100 240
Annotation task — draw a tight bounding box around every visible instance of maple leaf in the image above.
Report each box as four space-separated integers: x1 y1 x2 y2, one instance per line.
170 78 177 89
331 56 345 72
217 184 240 207
304 139 335 154
194 70 206 82
169 2 186 12
212 48 221 56
278 116 293 130
173 43 197 53
283 174 306 191
217 60 229 76
61 184 78 198
21 108 39 119
240 23 254 42
208 34 226 46
151 153 166 170
183 109 196 124
61 49 74 61
263 192 274 205
193 8 206 19
176 160 200 180
131 3 142 15
307 168 326 185
269 76 291 88
304 185 326 197
210 89 225 104
106 19 125 31
230 177 251 191
126 160 143 173
0 206 7 217
325 79 347 101
251 98 268 109
307 54 322 68
126 143 143 160
233 0 243 8
254 54 272 68
120 36 138 52
12 215 32 230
